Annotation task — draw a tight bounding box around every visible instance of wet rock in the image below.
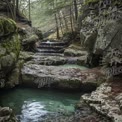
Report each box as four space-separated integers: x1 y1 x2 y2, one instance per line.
33 27 43 40
18 24 39 51
0 107 17 122
0 79 5 88
0 17 21 89
115 93 122 110
82 81 122 122
1 53 16 70
19 51 34 62
80 29 97 53
64 44 88 57
22 34 39 45
31 55 67 66
21 63 104 91
64 48 87 57
67 56 87 66
21 52 87 66
6 67 20 88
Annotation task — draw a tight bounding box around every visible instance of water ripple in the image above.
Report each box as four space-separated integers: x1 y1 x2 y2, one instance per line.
20 101 48 122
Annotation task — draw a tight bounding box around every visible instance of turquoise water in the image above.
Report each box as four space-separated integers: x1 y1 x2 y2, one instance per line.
60 64 87 70
0 88 81 122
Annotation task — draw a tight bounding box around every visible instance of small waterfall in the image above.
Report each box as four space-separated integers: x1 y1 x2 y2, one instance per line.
36 40 69 56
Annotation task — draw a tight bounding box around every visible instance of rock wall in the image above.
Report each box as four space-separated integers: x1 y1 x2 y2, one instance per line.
79 0 122 67
0 17 21 89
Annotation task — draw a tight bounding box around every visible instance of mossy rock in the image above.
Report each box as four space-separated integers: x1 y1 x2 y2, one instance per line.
0 17 21 89
33 27 43 40
84 0 99 5
0 17 17 37
0 33 20 74
1 33 20 57
22 34 39 45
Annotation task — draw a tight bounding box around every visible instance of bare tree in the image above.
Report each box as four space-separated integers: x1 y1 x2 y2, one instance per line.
70 7 73 33
55 13 60 39
73 0 78 21
28 0 31 20
58 11 64 36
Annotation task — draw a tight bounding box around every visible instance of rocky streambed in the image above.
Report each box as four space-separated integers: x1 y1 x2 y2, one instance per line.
0 49 109 122
21 63 102 91
1 48 121 122
81 80 122 122
19 50 122 122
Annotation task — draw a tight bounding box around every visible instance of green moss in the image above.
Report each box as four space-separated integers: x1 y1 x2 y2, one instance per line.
1 54 15 68
1 33 20 58
112 0 122 6
0 46 6 58
84 0 99 5
0 17 17 37
0 20 4 36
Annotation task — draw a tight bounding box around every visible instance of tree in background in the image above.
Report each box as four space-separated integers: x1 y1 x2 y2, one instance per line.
7 0 80 38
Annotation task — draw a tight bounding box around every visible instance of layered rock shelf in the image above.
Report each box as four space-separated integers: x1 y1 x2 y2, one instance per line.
82 80 122 122
21 62 104 91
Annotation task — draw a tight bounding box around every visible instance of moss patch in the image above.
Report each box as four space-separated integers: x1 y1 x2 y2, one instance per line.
0 17 17 37
84 0 99 5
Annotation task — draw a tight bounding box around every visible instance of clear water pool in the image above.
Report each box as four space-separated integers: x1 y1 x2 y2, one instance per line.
0 88 81 122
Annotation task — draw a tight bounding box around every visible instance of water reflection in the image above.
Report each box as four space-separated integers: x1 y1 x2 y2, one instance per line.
20 101 48 122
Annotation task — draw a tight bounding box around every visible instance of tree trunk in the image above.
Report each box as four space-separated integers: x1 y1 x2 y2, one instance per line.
70 5 74 33
13 0 16 20
60 11 68 32
73 0 78 21
28 0 31 21
58 12 63 36
16 0 19 12
55 13 60 39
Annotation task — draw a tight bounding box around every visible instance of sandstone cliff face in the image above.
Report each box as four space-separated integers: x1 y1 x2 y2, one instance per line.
79 0 122 67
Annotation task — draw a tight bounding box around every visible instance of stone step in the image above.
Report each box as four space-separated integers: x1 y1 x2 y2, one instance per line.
35 52 64 56
38 45 65 50
40 41 69 46
37 48 64 53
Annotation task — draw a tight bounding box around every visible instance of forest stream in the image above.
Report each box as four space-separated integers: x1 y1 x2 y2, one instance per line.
0 0 122 122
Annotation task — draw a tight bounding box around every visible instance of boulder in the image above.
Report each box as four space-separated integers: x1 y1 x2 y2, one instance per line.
33 27 43 40
0 17 17 37
18 24 39 51
0 107 17 122
64 44 88 57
